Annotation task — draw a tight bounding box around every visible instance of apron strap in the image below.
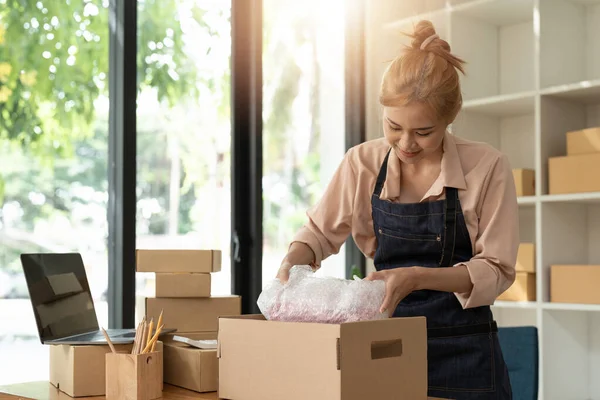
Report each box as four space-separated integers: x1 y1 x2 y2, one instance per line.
439 187 458 268
373 149 392 197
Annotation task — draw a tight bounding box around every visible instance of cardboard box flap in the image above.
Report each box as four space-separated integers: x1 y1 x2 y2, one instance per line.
338 317 427 400
219 314 265 321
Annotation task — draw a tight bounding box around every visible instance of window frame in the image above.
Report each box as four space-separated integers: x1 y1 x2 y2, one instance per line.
107 0 366 324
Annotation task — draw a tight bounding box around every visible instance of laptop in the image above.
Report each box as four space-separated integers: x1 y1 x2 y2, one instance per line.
20 252 171 345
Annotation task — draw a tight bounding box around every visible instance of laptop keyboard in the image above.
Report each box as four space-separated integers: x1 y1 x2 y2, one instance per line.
72 329 135 341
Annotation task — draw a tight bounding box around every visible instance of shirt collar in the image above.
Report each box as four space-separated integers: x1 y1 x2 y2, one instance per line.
380 131 467 202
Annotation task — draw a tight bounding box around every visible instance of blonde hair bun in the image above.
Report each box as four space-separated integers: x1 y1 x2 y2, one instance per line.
379 20 466 123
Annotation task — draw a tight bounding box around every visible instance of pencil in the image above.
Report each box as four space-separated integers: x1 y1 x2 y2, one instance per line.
142 324 164 354
139 317 147 355
146 318 154 348
151 310 163 352
135 318 146 355
101 328 116 354
156 310 163 334
131 321 141 354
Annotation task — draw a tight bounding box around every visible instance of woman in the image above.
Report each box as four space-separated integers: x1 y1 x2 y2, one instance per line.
276 20 518 399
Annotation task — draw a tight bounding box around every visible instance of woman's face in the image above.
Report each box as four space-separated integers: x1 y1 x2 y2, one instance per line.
382 103 447 165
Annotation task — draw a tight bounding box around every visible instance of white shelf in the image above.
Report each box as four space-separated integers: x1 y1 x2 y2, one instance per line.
496 301 600 312
541 79 600 104
492 300 538 309
517 196 536 205
462 91 536 116
543 302 600 312
450 0 535 101
540 0 600 88
541 192 600 204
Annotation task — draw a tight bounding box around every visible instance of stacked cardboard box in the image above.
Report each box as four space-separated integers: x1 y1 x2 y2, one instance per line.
513 168 535 197
498 243 536 302
137 249 241 393
549 127 600 194
551 265 600 304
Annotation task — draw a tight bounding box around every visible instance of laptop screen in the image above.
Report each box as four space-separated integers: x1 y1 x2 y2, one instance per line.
20 253 99 343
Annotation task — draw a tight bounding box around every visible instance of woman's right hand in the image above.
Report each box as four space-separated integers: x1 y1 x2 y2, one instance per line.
276 242 317 283
276 261 293 283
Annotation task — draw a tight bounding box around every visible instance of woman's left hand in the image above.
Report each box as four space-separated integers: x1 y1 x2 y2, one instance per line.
365 267 418 315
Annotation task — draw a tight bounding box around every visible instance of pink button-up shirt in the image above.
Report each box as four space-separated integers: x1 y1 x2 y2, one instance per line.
291 131 519 309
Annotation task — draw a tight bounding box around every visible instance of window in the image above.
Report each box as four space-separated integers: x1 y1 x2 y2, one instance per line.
262 0 347 284
0 0 109 384
135 0 232 321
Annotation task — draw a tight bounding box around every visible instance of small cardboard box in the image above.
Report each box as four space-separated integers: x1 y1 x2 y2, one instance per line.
155 273 211 298
49 342 163 397
50 343 132 397
136 250 221 273
549 153 600 194
567 127 600 155
551 265 600 304
218 315 427 400
516 243 535 273
163 340 218 393
145 296 241 332
512 169 535 197
497 272 536 301
106 351 162 400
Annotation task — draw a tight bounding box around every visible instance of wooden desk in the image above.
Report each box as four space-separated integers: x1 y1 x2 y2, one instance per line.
0 382 448 399
0 382 217 400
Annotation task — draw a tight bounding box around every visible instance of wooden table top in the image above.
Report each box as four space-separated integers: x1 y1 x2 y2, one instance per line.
0 381 448 399
0 382 218 400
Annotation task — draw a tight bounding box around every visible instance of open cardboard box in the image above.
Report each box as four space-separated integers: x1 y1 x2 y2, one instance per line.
49 341 163 397
217 314 427 400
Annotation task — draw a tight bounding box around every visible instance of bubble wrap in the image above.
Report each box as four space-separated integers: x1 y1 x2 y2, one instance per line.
257 265 389 324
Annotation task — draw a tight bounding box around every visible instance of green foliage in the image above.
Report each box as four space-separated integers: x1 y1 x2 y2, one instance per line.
350 265 363 279
0 0 201 157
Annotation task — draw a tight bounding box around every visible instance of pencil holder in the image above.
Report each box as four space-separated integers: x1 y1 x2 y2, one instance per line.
105 351 163 400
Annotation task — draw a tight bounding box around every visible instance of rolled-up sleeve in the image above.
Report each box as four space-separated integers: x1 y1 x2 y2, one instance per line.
290 149 357 266
455 154 519 309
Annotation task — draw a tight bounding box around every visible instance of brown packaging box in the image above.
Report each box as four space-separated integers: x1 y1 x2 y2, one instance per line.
136 249 221 273
551 265 600 304
218 315 427 400
145 296 241 332
155 273 211 298
106 351 162 400
566 127 600 156
548 153 600 194
163 336 218 393
497 272 536 301
50 342 163 397
512 169 535 197
516 243 535 273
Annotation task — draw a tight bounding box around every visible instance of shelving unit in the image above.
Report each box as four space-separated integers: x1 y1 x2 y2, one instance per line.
365 1 600 399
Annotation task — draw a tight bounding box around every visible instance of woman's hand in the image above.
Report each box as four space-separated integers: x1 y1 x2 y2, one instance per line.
276 242 318 283
365 267 418 314
276 261 293 283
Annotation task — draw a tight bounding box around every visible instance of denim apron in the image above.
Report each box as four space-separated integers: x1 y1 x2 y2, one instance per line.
371 150 512 399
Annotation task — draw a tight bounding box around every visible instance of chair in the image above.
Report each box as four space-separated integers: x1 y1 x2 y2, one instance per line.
497 326 539 400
